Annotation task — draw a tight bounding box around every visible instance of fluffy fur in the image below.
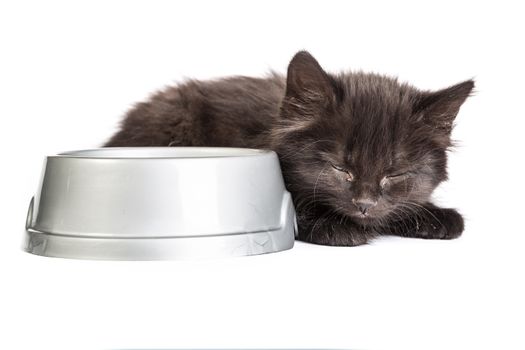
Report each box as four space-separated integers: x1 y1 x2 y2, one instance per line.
105 51 473 246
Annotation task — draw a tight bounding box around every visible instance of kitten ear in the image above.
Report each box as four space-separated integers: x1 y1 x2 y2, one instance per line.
415 80 475 133
285 51 336 104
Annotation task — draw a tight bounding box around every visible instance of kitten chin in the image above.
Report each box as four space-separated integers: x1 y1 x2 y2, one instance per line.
105 50 473 246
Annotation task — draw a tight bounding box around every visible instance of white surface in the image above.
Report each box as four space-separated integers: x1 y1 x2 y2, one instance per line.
1 1 524 349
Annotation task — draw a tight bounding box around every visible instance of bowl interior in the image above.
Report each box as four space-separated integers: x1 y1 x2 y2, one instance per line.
57 147 269 159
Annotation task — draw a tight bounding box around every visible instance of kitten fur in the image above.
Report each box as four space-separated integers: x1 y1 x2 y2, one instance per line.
105 51 473 246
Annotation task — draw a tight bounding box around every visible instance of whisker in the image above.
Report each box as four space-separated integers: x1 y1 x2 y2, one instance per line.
400 201 444 228
312 162 330 211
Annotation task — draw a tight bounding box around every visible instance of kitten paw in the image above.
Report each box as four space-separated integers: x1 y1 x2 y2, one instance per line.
427 207 464 239
299 232 370 246
297 219 373 246
386 204 464 240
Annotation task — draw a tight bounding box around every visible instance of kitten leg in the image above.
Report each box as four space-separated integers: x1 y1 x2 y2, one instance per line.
385 202 464 240
296 213 376 246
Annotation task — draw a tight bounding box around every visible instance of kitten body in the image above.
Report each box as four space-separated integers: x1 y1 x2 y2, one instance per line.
106 74 286 149
106 51 473 246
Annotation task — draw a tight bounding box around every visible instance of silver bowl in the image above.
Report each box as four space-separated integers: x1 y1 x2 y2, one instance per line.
24 147 297 260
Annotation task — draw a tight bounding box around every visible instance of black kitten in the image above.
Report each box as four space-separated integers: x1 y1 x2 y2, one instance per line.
106 51 473 246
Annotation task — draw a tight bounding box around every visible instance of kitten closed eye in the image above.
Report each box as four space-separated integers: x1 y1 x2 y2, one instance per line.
380 172 411 187
330 163 346 172
330 163 354 182
387 172 409 179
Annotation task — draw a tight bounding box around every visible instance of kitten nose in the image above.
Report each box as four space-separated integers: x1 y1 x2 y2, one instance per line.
352 198 377 215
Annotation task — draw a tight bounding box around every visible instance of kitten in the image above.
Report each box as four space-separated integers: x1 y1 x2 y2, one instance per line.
105 51 473 246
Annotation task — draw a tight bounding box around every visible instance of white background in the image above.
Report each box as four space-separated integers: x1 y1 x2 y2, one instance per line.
1 1 524 349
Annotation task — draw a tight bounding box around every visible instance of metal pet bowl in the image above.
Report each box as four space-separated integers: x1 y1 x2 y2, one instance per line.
24 147 297 260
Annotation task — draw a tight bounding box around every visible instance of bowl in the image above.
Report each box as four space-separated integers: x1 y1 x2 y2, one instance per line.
24 147 297 260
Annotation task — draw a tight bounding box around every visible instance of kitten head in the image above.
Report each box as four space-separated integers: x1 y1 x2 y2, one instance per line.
272 51 473 225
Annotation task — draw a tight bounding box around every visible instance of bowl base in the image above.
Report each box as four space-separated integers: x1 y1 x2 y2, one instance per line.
24 228 294 260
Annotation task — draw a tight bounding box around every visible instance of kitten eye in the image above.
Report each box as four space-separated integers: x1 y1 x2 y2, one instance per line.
386 172 409 179
381 172 410 188
330 163 346 172
330 163 354 182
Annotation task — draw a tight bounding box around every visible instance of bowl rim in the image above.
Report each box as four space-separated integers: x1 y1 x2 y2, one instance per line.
51 147 273 160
